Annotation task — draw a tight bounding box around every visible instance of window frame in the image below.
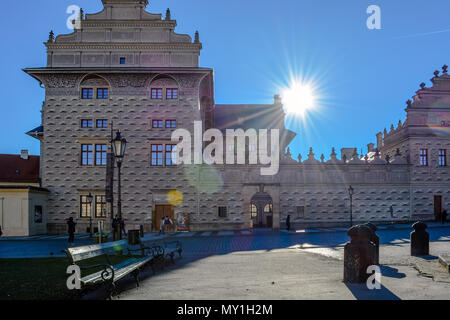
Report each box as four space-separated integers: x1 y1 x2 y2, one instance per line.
97 88 109 99
165 144 178 166
218 206 228 218
439 149 447 167
166 88 179 100
95 144 108 167
81 119 93 128
151 144 164 166
95 195 107 218
81 144 94 166
120 57 126 65
96 119 108 129
152 119 164 128
81 88 94 99
419 148 428 166
151 88 163 100
165 119 177 129
80 195 92 218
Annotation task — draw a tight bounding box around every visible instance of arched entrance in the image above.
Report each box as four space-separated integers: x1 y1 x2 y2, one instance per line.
250 192 273 228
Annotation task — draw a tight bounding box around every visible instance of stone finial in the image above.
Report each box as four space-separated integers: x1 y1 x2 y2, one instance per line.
434 70 440 77
165 8 171 20
194 31 200 43
79 8 84 20
297 154 302 163
397 120 402 129
48 30 54 43
443 65 448 74
320 154 325 163
383 128 388 136
420 82 426 89
308 147 314 157
390 124 395 133
406 99 412 108
286 147 292 157
331 147 337 157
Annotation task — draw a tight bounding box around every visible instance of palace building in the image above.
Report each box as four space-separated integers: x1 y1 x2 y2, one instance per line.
23 0 450 235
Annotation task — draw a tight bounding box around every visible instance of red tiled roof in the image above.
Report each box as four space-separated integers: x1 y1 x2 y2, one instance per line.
0 154 40 183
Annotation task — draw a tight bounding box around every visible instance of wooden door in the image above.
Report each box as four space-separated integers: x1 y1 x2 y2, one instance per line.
155 205 174 230
434 195 443 221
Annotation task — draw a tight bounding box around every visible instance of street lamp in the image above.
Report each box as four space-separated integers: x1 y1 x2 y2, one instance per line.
87 192 93 238
112 130 127 240
348 185 354 227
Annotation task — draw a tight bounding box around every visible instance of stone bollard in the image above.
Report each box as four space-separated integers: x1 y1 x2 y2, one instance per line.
411 221 429 256
364 222 380 265
344 225 377 283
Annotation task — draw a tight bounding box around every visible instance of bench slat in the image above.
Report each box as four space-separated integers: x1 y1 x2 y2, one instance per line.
68 240 128 262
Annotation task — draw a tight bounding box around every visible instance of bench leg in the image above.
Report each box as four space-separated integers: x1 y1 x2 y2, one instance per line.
178 249 183 258
170 252 175 263
132 270 140 288
107 282 116 300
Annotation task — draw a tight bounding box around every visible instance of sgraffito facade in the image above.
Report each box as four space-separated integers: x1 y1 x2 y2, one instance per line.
24 0 450 234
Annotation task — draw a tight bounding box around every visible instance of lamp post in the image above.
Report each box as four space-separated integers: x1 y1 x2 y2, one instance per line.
112 130 127 240
348 185 354 227
87 192 93 238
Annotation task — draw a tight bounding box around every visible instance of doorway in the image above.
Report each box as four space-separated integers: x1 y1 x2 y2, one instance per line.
250 192 273 228
154 205 174 231
434 195 443 222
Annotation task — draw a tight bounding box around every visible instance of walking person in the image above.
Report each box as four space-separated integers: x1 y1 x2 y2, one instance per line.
286 215 291 231
389 205 395 225
67 217 77 246
163 216 173 234
159 217 165 235
442 209 448 225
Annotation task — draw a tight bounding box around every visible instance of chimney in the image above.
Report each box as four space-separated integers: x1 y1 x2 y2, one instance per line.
20 150 29 160
367 143 375 153
376 132 383 150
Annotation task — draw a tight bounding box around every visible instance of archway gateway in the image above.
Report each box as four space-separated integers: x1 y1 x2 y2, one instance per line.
250 192 273 228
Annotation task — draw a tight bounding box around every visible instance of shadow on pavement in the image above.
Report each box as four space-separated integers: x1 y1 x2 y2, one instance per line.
380 265 406 279
345 283 401 300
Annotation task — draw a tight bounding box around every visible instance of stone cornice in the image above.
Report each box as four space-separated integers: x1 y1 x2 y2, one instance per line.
45 43 202 51
80 20 177 29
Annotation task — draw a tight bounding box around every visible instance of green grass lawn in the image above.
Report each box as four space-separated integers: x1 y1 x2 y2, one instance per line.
0 255 139 300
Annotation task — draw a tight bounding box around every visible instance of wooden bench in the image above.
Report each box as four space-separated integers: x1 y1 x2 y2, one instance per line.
63 240 154 299
138 240 183 265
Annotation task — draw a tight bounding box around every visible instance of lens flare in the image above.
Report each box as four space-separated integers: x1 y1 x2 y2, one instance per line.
281 81 316 116
168 190 184 207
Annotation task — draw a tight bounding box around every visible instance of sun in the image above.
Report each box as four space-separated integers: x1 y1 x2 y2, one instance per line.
281 81 316 116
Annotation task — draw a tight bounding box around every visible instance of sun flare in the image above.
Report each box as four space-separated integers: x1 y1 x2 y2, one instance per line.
281 82 316 116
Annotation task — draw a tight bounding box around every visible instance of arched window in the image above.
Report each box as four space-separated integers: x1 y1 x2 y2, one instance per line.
80 75 110 100
150 76 179 100
264 204 273 213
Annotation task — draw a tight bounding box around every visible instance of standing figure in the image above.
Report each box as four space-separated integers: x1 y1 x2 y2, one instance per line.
120 218 127 238
389 205 395 225
442 209 448 225
160 217 165 235
164 216 173 234
112 215 119 241
286 215 291 231
67 217 77 246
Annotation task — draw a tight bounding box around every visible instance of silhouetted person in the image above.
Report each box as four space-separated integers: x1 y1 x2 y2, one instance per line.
112 215 119 241
67 217 76 246
120 218 127 238
442 210 448 225
286 215 291 231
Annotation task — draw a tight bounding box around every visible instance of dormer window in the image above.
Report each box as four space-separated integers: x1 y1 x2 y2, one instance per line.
120 57 126 65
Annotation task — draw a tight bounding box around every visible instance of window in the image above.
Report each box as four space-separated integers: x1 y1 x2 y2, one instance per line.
165 144 177 166
251 204 257 217
82 88 94 99
96 119 108 128
81 119 93 128
166 88 178 99
165 120 177 129
218 207 228 218
34 206 43 223
97 88 109 99
81 144 93 166
297 206 305 218
264 204 273 213
152 120 164 128
439 149 447 166
80 195 92 218
151 144 163 166
95 144 107 166
419 149 428 166
120 57 126 65
95 195 107 218
151 88 163 99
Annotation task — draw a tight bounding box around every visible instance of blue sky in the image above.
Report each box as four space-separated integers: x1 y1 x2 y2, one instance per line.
0 0 449 159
